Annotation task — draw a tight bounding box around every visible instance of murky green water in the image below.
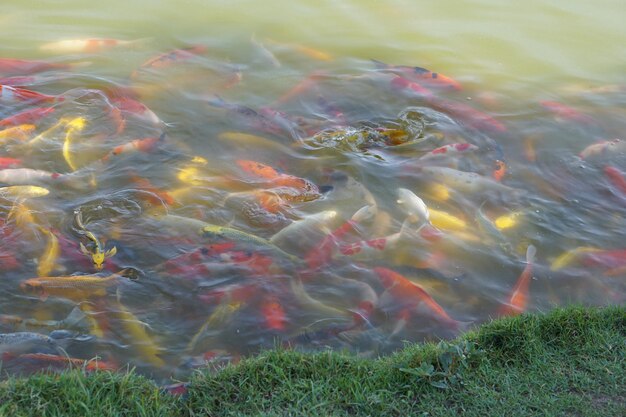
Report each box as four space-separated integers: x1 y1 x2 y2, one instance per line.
1 0 625 381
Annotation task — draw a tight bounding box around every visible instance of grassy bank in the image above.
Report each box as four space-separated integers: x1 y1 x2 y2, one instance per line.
1 306 624 416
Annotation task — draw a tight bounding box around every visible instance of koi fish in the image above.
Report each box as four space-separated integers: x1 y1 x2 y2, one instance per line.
0 157 23 169
187 297 246 352
0 332 59 355
604 166 626 196
260 298 287 331
374 267 455 323
550 247 599 270
0 249 19 271
266 39 332 61
0 85 59 104
62 117 87 172
236 159 320 201
0 168 61 185
269 210 337 250
338 221 411 258
419 143 478 162
494 212 522 230
0 76 38 86
129 175 175 206
0 58 70 75
5 353 117 372
580 248 626 271
303 204 377 270
201 223 301 264
251 35 281 68
75 209 117 271
579 138 625 159
492 160 507 182
389 75 432 97
36 227 60 277
109 299 164 367
420 166 517 195
40 38 141 53
0 107 55 127
20 268 138 302
273 71 325 105
426 96 507 133
102 135 162 162
0 185 49 199
132 45 207 78
429 208 467 231
396 188 430 226
540 100 594 124
0 124 36 144
372 59 462 90
523 134 538 162
109 96 162 132
499 245 537 316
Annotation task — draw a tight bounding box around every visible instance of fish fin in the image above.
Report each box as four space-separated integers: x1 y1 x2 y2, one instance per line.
39 292 49 302
79 242 91 257
526 245 537 264
105 246 117 258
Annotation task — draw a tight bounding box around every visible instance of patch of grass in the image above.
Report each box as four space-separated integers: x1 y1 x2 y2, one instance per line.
0 305 624 416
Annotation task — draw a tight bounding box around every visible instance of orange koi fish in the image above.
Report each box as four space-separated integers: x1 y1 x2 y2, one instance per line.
540 100 594 124
492 160 507 182
0 58 70 76
580 248 626 274
372 59 462 90
604 166 626 196
419 143 478 161
0 84 59 104
260 298 287 331
236 160 320 201
0 124 35 143
266 39 332 61
132 45 207 77
129 174 175 206
274 71 325 105
374 267 454 323
0 107 55 127
499 245 536 316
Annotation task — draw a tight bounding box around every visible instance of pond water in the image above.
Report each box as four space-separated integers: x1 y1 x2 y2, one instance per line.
0 0 625 380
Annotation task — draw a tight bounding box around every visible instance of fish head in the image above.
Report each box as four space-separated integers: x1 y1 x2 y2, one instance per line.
91 250 106 270
20 280 47 300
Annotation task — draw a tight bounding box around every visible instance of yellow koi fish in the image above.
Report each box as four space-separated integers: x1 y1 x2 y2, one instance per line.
0 124 35 144
75 210 117 270
550 247 600 271
110 298 165 367
0 185 49 199
62 117 87 172
20 268 137 302
36 226 60 277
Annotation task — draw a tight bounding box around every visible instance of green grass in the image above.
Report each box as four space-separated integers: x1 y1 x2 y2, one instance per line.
1 306 624 416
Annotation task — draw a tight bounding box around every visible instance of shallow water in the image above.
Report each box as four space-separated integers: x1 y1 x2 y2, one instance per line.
0 0 625 380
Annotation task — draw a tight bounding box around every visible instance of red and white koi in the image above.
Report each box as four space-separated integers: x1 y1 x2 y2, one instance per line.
0 168 61 185
102 135 162 161
0 157 23 169
0 84 59 104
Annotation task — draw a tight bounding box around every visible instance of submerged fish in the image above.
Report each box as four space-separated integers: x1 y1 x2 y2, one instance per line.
499 245 537 316
20 268 138 301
